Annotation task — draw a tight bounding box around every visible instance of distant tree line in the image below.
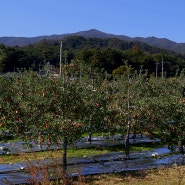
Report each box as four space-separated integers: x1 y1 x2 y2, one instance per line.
0 36 185 76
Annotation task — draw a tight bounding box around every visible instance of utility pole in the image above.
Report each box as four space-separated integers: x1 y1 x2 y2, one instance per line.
155 57 164 79
155 62 159 79
125 75 131 159
161 57 164 79
59 41 63 77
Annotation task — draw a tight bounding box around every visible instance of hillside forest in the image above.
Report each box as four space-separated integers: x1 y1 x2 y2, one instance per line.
0 36 185 76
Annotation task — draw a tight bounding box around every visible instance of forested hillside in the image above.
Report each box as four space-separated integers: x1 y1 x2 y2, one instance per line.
1 29 185 55
0 36 185 76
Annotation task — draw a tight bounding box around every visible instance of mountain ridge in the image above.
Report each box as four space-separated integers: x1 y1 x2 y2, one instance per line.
1 29 185 54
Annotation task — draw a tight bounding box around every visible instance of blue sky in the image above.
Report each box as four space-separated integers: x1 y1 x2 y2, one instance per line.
1 0 185 43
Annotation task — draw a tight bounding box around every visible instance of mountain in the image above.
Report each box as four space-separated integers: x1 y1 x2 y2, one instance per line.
133 36 185 55
0 29 132 47
1 29 185 54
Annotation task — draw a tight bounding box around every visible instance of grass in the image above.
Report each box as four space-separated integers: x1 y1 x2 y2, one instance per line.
81 166 185 185
26 161 185 185
0 142 163 164
130 142 164 152
0 148 106 164
1 141 184 185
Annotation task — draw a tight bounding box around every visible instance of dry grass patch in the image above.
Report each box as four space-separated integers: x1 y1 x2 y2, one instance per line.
82 166 185 185
17 164 185 185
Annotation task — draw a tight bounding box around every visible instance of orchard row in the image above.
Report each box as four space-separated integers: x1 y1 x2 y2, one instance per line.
0 70 185 165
